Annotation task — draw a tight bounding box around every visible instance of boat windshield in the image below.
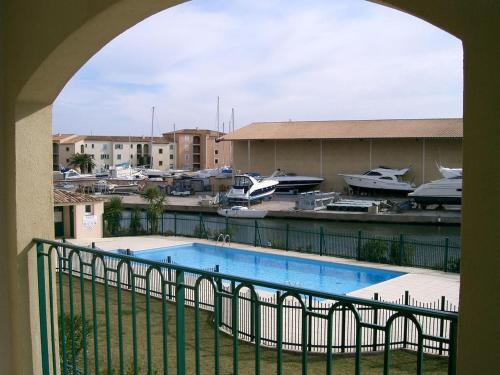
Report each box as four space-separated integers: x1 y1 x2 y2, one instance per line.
233 176 253 188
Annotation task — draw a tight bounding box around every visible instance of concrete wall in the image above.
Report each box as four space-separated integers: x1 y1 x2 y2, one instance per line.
232 138 463 191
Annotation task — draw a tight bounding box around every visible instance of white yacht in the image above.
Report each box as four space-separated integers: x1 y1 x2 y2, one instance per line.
409 166 462 208
226 174 279 203
217 206 268 219
267 170 324 193
339 167 415 194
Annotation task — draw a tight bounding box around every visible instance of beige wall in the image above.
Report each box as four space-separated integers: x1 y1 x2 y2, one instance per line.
0 1 499 374
73 202 104 239
232 138 462 191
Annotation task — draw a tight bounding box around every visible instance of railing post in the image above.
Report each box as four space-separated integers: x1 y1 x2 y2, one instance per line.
176 270 186 374
167 256 173 298
37 242 50 375
356 230 362 260
439 296 446 355
225 216 229 235
403 291 409 349
399 234 404 266
161 212 164 234
285 223 289 251
254 220 258 247
307 295 313 352
198 213 203 239
174 212 177 236
372 293 379 352
91 242 96 249
319 227 324 256
444 238 450 272
448 319 458 375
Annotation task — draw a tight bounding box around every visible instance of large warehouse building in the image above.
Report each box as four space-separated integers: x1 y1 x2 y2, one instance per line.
222 119 463 192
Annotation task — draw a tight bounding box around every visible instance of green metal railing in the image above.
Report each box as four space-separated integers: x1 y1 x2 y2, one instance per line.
107 212 461 273
37 239 458 375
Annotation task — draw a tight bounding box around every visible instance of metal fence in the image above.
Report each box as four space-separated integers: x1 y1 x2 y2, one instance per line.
106 212 461 273
36 239 458 375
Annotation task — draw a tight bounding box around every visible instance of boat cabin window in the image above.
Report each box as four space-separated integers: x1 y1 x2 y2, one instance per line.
234 176 253 188
364 171 382 176
380 176 394 180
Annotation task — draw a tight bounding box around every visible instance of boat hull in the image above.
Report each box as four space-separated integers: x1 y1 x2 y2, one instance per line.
217 208 268 219
341 175 414 194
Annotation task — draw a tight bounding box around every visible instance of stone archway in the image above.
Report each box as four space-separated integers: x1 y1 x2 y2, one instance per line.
1 1 499 374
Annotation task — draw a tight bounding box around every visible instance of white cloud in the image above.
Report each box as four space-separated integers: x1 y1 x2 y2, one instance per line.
53 0 463 135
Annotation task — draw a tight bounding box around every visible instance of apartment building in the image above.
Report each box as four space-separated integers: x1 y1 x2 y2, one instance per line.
53 134 177 172
163 128 231 171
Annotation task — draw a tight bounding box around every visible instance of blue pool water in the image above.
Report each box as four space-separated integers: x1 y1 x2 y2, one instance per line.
132 243 404 295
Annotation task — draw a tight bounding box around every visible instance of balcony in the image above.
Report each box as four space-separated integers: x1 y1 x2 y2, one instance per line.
36 239 458 375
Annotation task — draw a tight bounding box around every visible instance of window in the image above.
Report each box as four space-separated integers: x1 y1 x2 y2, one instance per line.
159 148 163 154
130 144 134 149
117 154 122 160
215 150 219 155
215 158 219 164
169 154 174 160
130 154 133 159
85 144 88 148
91 144 94 149
100 154 110 160
184 154 189 161
66 159 69 163
169 145 174 150
170 164 174 169
80 145 84 153
115 144 123 150
85 205 93 215
193 136 200 144
91 155 95 159
159 161 163 166
66 147 69 152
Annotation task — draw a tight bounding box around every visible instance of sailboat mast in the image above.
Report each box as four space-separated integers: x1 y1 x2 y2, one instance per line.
217 96 220 133
232 107 235 132
150 106 155 168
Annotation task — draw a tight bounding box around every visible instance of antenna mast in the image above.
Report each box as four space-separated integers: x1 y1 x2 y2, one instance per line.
150 106 155 168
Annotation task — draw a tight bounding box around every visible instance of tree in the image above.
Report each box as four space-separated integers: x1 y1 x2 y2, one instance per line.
104 197 123 235
143 187 166 234
68 153 96 173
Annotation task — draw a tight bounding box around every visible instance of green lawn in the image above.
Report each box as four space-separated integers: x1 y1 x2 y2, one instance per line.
57 277 449 374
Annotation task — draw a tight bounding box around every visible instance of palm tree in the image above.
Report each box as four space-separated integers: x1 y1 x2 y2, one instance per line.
103 197 123 235
68 153 96 173
143 187 166 234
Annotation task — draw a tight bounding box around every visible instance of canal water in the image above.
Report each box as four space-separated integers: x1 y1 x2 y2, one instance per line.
122 209 461 245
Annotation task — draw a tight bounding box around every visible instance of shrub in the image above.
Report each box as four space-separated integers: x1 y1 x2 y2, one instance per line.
129 208 143 235
448 258 460 272
389 239 415 265
361 240 389 263
59 313 91 370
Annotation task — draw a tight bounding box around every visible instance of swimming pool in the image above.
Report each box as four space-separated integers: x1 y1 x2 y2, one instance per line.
132 243 404 295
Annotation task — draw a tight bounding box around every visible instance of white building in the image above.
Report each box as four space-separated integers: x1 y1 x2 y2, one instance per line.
53 134 177 172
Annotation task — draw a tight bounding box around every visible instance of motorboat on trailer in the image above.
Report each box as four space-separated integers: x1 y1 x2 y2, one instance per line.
339 166 415 194
408 166 462 208
226 174 279 203
266 169 324 193
217 206 268 219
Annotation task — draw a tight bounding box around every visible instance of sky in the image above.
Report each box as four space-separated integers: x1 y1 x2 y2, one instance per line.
53 0 463 136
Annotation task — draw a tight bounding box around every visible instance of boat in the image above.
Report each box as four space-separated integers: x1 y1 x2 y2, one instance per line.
226 174 279 203
109 163 147 180
60 169 95 180
266 169 324 193
339 166 415 194
437 164 462 179
408 166 462 208
217 206 268 219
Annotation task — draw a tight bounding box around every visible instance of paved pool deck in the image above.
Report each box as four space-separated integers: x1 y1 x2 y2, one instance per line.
71 235 460 307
